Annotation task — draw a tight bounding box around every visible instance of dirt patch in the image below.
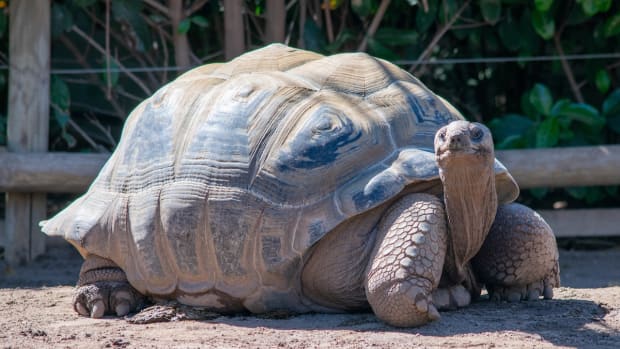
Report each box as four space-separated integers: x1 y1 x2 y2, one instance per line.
1 244 619 348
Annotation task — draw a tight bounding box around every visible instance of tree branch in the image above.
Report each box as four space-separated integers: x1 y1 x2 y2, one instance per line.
71 25 152 96
554 33 584 103
143 0 170 17
357 0 391 52
409 0 471 74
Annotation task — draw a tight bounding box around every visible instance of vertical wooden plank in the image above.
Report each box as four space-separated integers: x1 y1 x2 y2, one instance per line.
224 0 245 60
5 0 50 265
265 0 285 43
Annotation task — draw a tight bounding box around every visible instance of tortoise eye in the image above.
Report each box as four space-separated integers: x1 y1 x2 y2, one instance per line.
470 127 483 141
438 130 447 142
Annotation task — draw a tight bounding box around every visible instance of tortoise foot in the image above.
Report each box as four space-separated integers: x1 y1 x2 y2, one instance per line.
74 255 145 318
74 281 144 318
486 274 556 302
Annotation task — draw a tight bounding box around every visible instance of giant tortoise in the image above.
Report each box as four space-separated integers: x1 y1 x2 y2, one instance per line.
42 44 559 327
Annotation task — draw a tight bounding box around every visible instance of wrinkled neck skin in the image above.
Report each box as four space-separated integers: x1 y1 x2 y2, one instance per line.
438 152 497 285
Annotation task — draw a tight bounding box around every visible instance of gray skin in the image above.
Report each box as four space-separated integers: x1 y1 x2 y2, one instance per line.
41 45 559 327
66 121 558 328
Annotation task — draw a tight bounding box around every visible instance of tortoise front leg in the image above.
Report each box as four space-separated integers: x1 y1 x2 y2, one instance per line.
472 203 560 302
365 193 447 327
74 255 145 318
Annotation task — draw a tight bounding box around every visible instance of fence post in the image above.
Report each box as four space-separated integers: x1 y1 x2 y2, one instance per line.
4 0 51 265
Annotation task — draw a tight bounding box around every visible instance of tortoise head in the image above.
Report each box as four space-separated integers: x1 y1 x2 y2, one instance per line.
433 120 498 286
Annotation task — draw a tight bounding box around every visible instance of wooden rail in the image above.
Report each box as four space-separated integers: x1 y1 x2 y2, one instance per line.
1 145 620 193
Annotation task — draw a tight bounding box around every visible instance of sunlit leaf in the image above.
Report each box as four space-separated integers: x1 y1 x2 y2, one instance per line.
529 83 553 116
534 0 553 12
531 9 555 40
603 12 620 37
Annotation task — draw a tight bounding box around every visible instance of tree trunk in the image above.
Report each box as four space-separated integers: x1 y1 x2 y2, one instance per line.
169 0 191 70
224 0 245 59
265 0 285 43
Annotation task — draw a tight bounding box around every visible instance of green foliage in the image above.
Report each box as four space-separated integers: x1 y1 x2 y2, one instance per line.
0 0 619 207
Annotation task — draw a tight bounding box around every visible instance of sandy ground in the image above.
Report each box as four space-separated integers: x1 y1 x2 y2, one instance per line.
1 244 619 349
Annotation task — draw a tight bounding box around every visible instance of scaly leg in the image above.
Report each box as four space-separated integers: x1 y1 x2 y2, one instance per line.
365 193 447 327
472 203 560 302
74 255 145 318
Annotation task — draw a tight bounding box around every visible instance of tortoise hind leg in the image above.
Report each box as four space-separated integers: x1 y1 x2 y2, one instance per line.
365 193 447 327
74 255 145 318
472 203 560 302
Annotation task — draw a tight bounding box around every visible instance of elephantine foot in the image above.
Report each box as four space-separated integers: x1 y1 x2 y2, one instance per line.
74 255 145 318
472 203 560 303
74 281 144 318
432 284 471 310
365 194 448 327
486 274 557 302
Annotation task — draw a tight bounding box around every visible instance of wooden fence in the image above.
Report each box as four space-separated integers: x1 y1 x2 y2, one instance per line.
1 1 619 267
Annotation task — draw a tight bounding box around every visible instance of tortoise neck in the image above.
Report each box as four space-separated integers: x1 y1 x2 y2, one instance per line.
439 158 497 284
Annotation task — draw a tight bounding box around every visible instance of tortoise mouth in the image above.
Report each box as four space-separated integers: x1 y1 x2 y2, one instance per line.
435 146 490 165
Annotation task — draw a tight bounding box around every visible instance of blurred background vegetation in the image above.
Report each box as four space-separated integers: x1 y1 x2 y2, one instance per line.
0 0 619 209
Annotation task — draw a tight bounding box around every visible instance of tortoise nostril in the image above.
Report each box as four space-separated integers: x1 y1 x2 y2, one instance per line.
448 135 465 148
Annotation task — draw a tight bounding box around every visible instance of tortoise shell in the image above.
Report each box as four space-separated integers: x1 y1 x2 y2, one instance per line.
42 44 518 310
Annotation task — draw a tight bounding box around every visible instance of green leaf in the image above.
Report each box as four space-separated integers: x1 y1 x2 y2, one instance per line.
577 0 599 17
53 108 70 128
51 76 71 110
415 0 438 32
178 18 191 34
498 10 520 51
439 0 459 25
112 0 149 51
529 83 553 116
488 114 534 142
367 38 399 61
602 89 620 116
72 0 98 8
608 116 620 134
603 12 620 37
596 0 612 12
536 116 560 147
191 15 209 28
529 188 548 200
531 9 555 40
100 59 120 87
51 3 74 38
551 102 603 127
595 69 611 94
565 186 588 199
351 0 375 18
374 28 419 46
479 0 501 24
62 130 77 148
303 19 326 52
585 187 604 204
534 0 553 12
